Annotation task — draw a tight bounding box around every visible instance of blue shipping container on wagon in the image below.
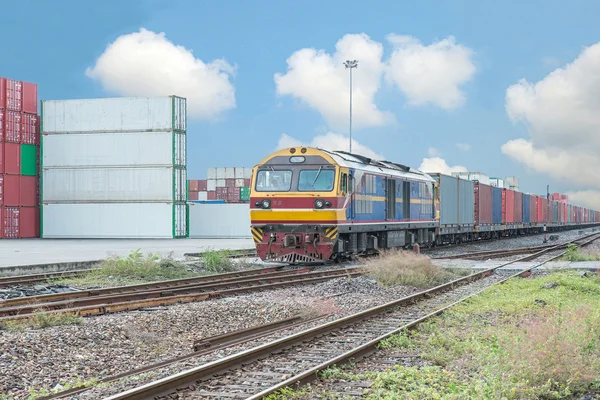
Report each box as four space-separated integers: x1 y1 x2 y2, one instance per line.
492 186 503 223
523 193 531 223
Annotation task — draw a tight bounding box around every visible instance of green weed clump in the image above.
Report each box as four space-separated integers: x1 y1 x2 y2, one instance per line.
563 243 600 262
364 249 458 289
199 248 236 273
0 310 83 331
54 249 197 287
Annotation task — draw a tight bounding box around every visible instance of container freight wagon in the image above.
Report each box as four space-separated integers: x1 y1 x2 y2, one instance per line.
40 96 188 239
429 173 474 238
0 76 40 239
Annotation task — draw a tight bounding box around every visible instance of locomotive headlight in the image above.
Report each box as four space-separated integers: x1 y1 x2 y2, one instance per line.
261 199 271 209
315 199 325 209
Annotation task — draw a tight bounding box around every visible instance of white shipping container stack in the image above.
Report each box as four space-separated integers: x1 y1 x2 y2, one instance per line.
40 96 188 238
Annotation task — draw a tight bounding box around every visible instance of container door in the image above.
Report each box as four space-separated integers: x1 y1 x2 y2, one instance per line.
174 168 187 202
385 178 396 220
174 203 188 238
174 132 186 166
172 97 187 131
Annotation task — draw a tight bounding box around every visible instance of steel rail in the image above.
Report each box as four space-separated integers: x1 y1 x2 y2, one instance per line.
249 232 600 399
37 314 329 400
104 232 600 400
0 268 100 288
0 268 361 322
0 266 291 308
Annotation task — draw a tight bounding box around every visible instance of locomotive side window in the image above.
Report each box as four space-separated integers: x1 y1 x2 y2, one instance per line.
255 170 293 192
298 169 335 191
340 173 348 194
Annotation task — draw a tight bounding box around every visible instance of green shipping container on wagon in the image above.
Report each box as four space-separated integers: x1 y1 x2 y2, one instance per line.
21 144 38 176
240 187 250 202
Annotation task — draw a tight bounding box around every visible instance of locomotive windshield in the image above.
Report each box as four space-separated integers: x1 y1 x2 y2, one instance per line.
255 170 292 192
298 168 335 191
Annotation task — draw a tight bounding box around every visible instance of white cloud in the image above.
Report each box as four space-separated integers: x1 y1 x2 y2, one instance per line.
86 28 236 120
502 42 600 194
274 34 393 131
418 157 468 175
565 190 600 210
385 35 476 109
427 147 441 157
456 142 471 151
274 33 476 130
277 132 385 160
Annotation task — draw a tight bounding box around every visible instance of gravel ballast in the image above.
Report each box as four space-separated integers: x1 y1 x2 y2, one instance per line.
0 276 419 399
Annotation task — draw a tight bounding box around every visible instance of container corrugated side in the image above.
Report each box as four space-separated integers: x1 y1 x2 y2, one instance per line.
41 96 186 133
458 178 475 225
431 174 458 225
189 203 251 238
505 190 515 223
523 193 531 223
41 203 186 238
492 187 502 224
474 182 492 224
42 167 180 202
514 191 523 223
530 195 537 223
42 132 176 167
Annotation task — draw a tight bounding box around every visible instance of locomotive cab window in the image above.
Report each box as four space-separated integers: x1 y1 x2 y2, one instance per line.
298 168 335 191
255 170 293 192
340 173 348 194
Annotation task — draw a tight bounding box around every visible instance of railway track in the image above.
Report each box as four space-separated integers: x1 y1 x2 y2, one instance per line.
0 267 360 322
103 232 600 400
0 268 100 288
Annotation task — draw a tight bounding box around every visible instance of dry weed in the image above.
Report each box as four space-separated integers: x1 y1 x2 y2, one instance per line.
365 249 453 288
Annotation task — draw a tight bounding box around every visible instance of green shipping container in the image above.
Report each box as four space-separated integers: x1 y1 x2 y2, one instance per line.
240 186 250 201
21 144 38 176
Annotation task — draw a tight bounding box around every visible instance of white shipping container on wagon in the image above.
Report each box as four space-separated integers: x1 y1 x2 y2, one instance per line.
188 203 251 239
42 203 188 238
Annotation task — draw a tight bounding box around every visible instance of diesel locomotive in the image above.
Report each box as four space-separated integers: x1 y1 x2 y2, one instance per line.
249 147 438 263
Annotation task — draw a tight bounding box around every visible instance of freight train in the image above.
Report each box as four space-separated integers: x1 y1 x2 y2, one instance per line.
249 147 599 264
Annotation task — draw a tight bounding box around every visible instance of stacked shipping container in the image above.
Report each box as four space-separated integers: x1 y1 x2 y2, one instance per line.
0 77 40 239
40 96 188 238
203 167 252 203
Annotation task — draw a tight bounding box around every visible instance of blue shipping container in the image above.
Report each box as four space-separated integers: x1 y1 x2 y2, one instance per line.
492 186 503 223
522 193 531 223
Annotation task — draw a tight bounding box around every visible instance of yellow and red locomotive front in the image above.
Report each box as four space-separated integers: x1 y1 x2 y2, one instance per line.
249 147 348 263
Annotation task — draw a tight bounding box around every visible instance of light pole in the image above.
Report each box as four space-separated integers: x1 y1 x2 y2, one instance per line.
344 60 358 153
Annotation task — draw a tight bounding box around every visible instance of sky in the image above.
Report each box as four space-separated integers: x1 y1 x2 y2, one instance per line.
2 0 600 208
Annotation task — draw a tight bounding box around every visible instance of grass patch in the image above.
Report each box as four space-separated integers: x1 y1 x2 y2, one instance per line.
53 249 202 287
562 243 600 261
198 248 236 273
364 249 465 288
363 271 600 399
0 310 83 331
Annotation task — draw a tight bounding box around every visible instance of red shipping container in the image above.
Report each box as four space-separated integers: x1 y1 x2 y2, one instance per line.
5 79 22 112
3 142 20 174
21 113 38 145
514 191 523 223
0 176 3 205
504 189 515 223
188 180 199 191
530 195 537 223
188 191 199 200
244 178 251 187
0 110 4 141
473 182 492 224
207 191 216 200
5 111 21 143
22 82 38 114
20 176 38 207
225 179 236 188
19 207 39 238
198 179 207 191
2 207 19 238
3 175 20 206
